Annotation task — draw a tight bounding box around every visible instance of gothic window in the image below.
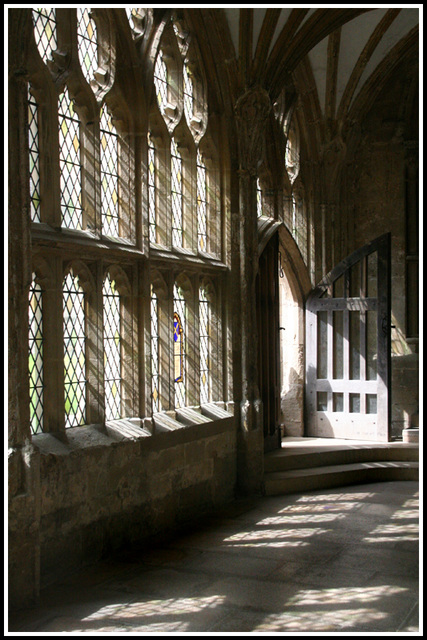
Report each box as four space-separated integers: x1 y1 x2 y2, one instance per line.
150 286 160 413
197 150 207 252
257 178 263 218
28 86 41 222
103 274 122 420
100 103 119 237
32 8 57 64
77 8 98 85
58 88 83 230
199 286 210 404
173 284 186 408
183 63 193 126
28 274 44 434
154 48 168 115
171 138 183 248
63 270 87 428
148 132 157 243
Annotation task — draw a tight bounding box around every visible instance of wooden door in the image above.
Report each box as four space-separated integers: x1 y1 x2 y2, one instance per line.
256 233 282 452
305 233 391 442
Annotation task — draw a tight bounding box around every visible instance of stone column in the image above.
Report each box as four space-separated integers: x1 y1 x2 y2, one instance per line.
234 86 271 493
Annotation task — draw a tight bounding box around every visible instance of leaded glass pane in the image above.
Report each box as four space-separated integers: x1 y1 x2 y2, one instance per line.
28 86 41 222
100 103 119 237
197 150 207 253
183 64 193 126
59 88 82 229
32 8 57 64
77 8 98 85
171 138 183 247
199 287 210 404
29 275 44 434
63 271 86 428
103 275 121 420
154 49 168 113
150 287 160 413
148 133 156 243
257 179 263 218
173 284 186 408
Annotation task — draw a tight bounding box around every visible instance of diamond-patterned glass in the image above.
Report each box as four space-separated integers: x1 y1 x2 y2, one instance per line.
32 9 57 64
171 138 183 247
197 150 207 253
257 178 263 218
28 86 41 222
100 103 119 237
173 284 186 409
183 64 193 126
103 275 121 420
154 49 168 113
77 8 98 85
148 133 156 243
63 271 86 428
59 88 82 229
199 287 210 405
151 287 160 413
28 275 44 434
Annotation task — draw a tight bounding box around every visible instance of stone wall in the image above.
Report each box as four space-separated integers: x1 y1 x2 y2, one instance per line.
9 408 236 606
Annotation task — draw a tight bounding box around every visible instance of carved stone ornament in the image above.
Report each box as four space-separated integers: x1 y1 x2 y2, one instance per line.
235 86 271 176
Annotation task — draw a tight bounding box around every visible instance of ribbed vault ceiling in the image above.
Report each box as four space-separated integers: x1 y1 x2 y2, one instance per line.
222 7 419 121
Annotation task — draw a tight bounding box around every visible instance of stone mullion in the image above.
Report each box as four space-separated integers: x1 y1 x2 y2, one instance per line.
85 262 103 426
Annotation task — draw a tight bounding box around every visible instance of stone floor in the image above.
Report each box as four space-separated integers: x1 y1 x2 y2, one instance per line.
8 480 420 634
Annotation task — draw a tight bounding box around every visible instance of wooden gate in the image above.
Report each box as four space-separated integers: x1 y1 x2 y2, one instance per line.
305 233 391 441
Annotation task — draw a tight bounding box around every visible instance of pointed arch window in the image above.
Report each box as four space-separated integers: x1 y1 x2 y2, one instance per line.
171 138 183 248
197 150 207 252
148 132 157 243
150 286 160 413
32 8 57 64
103 274 121 420
59 88 83 230
63 270 87 428
183 63 193 126
154 48 168 114
100 103 119 237
28 274 44 434
28 86 41 222
199 286 210 404
173 284 186 408
77 8 98 85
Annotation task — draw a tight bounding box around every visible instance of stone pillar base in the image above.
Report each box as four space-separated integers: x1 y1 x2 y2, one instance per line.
402 428 419 443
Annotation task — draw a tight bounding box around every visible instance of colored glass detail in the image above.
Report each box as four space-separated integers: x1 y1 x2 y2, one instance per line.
199 287 210 404
77 8 98 85
173 284 186 408
32 8 57 64
28 274 44 434
63 271 86 428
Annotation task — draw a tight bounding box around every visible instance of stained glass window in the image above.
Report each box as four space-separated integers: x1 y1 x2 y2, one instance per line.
183 64 193 126
29 275 44 434
28 86 41 222
32 8 57 64
171 138 183 247
154 49 168 114
100 103 119 237
197 150 207 252
148 133 156 243
257 178 263 218
150 286 160 413
59 88 82 229
199 287 210 404
77 8 98 85
103 274 121 420
63 271 86 428
173 284 186 408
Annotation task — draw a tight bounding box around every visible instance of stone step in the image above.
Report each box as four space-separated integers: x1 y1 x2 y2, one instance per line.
263 460 419 496
264 445 419 473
